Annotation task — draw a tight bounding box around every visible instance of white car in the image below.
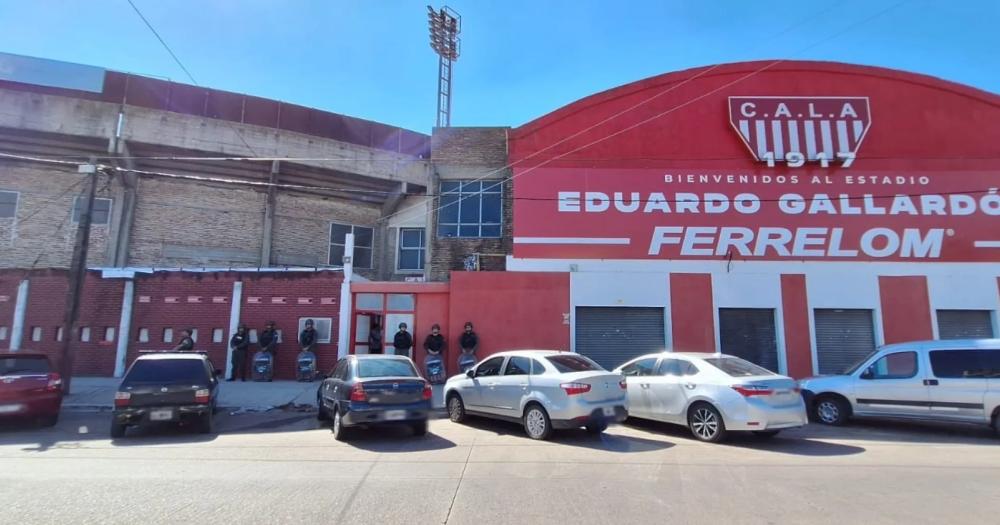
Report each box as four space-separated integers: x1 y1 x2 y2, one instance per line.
615 353 807 443
444 350 627 440
799 339 1000 435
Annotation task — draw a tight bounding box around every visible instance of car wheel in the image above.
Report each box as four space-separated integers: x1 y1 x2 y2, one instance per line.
688 403 727 443
992 412 999 438
316 393 329 422
523 404 552 441
813 396 849 426
585 420 608 434
411 419 428 437
447 394 466 423
198 413 214 434
110 421 127 439
753 430 781 439
39 414 59 428
332 406 349 441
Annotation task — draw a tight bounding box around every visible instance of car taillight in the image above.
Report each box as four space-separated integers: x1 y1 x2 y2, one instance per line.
422 382 433 401
732 384 774 397
194 389 211 404
114 391 131 407
46 372 63 392
560 382 591 396
350 383 367 402
619 379 627 390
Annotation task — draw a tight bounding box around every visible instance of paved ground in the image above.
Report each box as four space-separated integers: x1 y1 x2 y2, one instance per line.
1 411 997 524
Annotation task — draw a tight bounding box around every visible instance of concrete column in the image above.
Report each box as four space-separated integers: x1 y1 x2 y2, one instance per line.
113 279 135 377
10 279 29 351
224 281 244 378
260 160 280 267
337 234 354 359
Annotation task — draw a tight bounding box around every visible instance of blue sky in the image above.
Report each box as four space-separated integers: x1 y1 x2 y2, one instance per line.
0 0 996 134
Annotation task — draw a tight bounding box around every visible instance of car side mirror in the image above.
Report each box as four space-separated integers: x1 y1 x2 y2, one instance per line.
466 369 475 379
860 367 874 380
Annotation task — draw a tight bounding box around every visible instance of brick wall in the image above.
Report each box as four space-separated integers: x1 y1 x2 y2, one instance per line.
0 163 114 269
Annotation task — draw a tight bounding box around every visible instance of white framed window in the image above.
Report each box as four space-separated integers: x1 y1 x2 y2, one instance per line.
397 228 426 271
163 328 173 343
249 329 258 344
212 328 224 343
298 317 332 344
329 223 374 268
137 328 150 343
104 327 115 342
438 180 502 238
0 326 8 340
56 327 64 342
80 327 91 342
72 197 113 225
31 327 42 342
0 190 19 218
190 329 198 342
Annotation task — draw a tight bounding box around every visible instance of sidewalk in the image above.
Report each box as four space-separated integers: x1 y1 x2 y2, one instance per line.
65 377 448 412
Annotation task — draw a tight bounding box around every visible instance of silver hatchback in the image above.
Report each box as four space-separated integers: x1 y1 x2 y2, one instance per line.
444 350 628 440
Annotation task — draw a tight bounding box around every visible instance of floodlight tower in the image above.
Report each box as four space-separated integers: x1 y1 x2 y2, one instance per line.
427 5 461 128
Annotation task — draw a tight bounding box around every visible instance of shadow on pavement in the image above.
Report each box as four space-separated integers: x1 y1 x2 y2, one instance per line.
623 417 866 457
457 415 674 452
803 418 998 445
331 423 458 452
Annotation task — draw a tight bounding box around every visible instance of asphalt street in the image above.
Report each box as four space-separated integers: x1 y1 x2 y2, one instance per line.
1 410 998 525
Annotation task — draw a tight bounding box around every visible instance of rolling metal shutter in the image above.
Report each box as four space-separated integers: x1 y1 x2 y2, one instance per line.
814 309 876 375
937 310 995 339
719 308 779 373
575 307 665 371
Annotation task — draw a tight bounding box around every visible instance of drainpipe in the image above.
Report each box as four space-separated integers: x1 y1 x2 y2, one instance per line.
337 234 354 359
113 279 134 377
10 279 29 351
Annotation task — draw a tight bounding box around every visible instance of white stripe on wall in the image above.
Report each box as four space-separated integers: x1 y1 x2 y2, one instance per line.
770 120 784 158
739 120 751 141
804 120 817 159
787 120 800 154
820 120 835 158
754 120 768 158
852 120 864 142
836 120 850 154
514 237 631 245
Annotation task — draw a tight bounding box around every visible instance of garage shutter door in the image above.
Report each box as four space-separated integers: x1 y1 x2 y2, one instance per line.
814 309 876 375
719 308 779 373
575 307 665 370
937 310 995 339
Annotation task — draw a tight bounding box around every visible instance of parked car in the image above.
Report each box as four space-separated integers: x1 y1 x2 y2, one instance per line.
317 354 432 440
111 352 222 438
799 339 1000 436
0 352 63 427
614 352 807 443
444 350 627 440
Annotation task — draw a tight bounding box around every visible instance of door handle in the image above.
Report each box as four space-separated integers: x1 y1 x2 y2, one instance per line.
923 379 939 386
684 383 696 390
639 383 649 389
519 383 528 388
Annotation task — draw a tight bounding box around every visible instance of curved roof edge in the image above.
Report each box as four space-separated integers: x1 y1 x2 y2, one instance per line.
513 60 1000 137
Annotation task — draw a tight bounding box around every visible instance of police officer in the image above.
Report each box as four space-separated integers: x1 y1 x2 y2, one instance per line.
228 324 250 381
393 322 413 358
173 328 195 352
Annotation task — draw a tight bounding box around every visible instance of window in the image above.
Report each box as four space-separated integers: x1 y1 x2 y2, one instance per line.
356 293 384 310
104 327 115 342
249 329 258 344
658 359 680 376
0 326 7 340
702 357 774 377
546 354 604 373
31 327 42 342
79 327 91 342
475 356 505 377
0 355 50 374
0 190 18 218
504 356 532 376
679 361 699 376
329 222 373 268
387 294 414 311
163 328 174 343
397 228 426 271
212 328 224 343
357 358 418 378
137 328 149 343
864 352 918 380
331 359 349 380
298 318 332 344
72 197 112 225
56 327 64 342
438 180 502 238
929 350 1000 378
190 329 199 342
621 357 658 376
123 359 210 386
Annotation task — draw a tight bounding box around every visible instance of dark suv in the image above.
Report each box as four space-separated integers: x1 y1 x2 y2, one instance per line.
112 352 222 438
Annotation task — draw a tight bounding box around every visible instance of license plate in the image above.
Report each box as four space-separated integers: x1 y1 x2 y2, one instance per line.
602 406 616 417
384 410 406 421
150 409 173 421
0 403 23 414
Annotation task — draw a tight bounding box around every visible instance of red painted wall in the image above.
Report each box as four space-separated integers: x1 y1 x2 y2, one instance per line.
412 292 450 374
669 273 715 352
447 272 570 365
878 276 934 344
780 274 814 378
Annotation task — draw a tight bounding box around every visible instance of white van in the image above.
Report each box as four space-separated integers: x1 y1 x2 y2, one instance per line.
798 339 1000 436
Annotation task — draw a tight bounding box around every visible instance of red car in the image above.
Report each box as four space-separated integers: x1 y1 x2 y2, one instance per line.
0 352 63 426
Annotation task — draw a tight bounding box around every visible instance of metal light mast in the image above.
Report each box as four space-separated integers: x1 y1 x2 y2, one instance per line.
427 5 461 128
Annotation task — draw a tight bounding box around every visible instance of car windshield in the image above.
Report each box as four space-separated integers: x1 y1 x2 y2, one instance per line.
357 359 418 378
843 349 880 375
123 359 208 385
0 356 50 375
702 357 775 377
545 354 605 373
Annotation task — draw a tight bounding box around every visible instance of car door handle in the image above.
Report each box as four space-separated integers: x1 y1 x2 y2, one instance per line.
923 379 939 386
519 383 528 388
684 383 696 390
639 383 649 389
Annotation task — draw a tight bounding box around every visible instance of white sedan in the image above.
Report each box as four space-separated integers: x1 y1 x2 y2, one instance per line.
614 353 807 443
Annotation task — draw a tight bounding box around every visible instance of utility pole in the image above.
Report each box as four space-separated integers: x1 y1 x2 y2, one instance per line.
427 5 461 127
59 160 100 392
